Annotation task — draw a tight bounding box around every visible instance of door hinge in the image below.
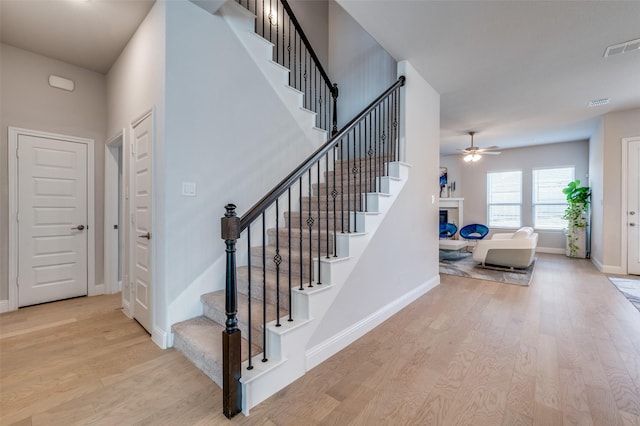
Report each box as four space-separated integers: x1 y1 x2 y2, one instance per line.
16 147 19 158
16 277 19 287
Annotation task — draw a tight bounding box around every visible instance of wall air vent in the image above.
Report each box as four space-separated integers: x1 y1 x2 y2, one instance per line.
588 98 610 107
604 38 640 57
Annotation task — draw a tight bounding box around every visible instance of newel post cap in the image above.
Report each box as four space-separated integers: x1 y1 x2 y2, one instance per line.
221 204 240 240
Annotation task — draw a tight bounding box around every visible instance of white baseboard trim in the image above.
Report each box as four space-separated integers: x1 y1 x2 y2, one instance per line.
152 326 168 349
591 257 604 272
590 255 626 274
597 263 626 275
306 275 440 370
0 299 10 313
536 247 565 255
89 283 105 296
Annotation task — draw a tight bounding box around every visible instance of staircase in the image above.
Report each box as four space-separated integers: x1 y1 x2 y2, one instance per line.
173 159 409 414
172 0 409 417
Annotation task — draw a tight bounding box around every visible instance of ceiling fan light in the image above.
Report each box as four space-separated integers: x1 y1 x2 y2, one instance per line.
464 154 473 162
472 154 482 162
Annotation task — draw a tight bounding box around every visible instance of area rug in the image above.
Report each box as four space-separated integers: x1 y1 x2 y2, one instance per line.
439 252 535 286
608 276 640 312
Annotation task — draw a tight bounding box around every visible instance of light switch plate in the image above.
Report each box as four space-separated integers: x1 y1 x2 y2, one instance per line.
182 182 196 196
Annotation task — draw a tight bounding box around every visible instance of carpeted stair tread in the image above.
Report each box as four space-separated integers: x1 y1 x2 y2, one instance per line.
202 290 289 342
300 196 363 211
250 245 318 279
266 227 335 253
171 316 259 388
237 265 308 303
284 210 352 228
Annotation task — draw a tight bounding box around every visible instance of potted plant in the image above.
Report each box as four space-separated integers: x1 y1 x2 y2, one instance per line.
562 179 591 258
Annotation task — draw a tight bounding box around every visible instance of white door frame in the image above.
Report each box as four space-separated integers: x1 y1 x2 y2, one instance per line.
622 136 640 275
129 109 158 340
8 127 96 312
104 130 126 295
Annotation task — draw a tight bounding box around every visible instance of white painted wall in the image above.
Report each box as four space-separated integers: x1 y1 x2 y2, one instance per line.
328 1 397 128
445 140 589 252
106 1 166 329
308 60 440 348
289 0 329 67
0 43 107 302
163 1 324 334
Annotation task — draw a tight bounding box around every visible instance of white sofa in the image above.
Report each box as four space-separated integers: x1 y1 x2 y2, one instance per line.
472 227 538 269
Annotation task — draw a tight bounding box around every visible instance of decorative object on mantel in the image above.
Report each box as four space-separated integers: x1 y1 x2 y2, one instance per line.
457 131 501 162
439 167 448 197
440 254 535 286
608 276 640 312
562 179 590 258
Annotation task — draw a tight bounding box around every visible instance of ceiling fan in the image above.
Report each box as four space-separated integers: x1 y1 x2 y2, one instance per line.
458 131 501 162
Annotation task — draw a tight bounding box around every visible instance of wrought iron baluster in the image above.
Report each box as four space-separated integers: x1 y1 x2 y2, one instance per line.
359 122 363 212
268 0 272 42
347 132 351 233
246 226 253 370
340 138 344 234
368 114 373 195
299 177 303 290
261 212 267 362
393 89 400 161
307 169 313 287
331 144 338 257
316 162 322 285
287 188 293 321
352 130 357 231
325 153 330 259
275 199 281 327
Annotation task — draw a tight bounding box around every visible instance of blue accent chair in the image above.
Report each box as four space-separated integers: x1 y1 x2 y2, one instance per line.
439 223 458 239
460 223 489 243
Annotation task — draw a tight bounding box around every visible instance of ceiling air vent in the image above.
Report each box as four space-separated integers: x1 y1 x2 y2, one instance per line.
588 98 610 107
604 38 640 57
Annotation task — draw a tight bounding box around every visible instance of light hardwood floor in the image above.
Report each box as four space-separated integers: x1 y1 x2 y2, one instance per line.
2 253 640 425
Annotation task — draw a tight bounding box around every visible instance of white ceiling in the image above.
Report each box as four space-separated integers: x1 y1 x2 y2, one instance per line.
2 0 639 155
337 0 640 155
0 0 154 74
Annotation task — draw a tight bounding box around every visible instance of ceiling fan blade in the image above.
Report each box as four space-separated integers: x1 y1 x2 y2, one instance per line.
482 151 501 155
476 146 499 152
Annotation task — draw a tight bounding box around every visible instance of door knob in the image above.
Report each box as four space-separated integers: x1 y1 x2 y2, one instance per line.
139 232 151 239
71 225 85 231
631 223 637 227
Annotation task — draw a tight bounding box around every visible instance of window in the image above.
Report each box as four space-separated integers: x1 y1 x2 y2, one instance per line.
487 171 522 228
532 167 574 229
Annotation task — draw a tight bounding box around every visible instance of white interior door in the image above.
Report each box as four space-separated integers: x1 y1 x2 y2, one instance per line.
132 113 153 333
628 139 640 275
17 134 88 307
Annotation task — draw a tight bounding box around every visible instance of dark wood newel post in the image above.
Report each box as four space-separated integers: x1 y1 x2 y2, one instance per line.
331 83 339 135
221 204 242 418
